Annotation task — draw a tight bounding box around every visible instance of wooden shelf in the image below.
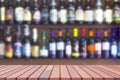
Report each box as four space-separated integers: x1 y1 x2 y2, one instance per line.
29 24 120 29
0 59 120 65
2 24 120 29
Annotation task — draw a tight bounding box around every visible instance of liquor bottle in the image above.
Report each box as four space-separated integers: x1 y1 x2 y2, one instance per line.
72 28 80 59
15 0 24 24
5 26 13 59
85 0 94 24
118 28 120 58
110 28 117 59
50 0 58 24
75 0 84 24
23 0 32 24
94 0 104 24
58 0 67 24
67 0 75 24
22 24 31 58
6 0 14 24
0 0 6 24
33 0 41 24
14 25 22 58
102 29 110 59
56 30 65 59
87 29 95 59
95 29 102 59
49 30 56 59
40 32 48 58
41 0 49 24
80 28 87 59
113 0 120 24
0 26 5 58
31 28 39 58
65 29 72 58
104 0 113 24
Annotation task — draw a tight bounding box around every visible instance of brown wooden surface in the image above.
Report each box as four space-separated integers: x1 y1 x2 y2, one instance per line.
93 65 120 80
73 65 92 80
0 65 120 80
67 65 81 80
50 65 60 80
6 65 34 80
0 66 28 80
0 59 120 65
29 65 45 80
80 65 103 80
17 66 40 80
39 65 53 80
60 65 70 80
85 65 114 80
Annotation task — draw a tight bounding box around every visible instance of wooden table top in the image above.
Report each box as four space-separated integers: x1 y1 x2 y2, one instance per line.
0 65 120 80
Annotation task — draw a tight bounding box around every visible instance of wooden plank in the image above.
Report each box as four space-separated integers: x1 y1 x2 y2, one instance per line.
0 65 11 70
103 65 120 72
0 65 8 68
0 65 120 80
0 65 19 71
39 65 53 80
0 65 22 76
73 65 92 80
6 65 34 80
28 65 47 80
80 65 103 80
105 65 120 68
99 65 120 76
50 65 60 80
17 66 40 80
60 65 70 80
0 65 15 72
85 65 114 80
93 65 120 80
0 65 9 67
0 66 28 80
67 65 81 80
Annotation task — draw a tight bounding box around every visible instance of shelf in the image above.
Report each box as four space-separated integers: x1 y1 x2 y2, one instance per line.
0 59 120 65
1 24 120 29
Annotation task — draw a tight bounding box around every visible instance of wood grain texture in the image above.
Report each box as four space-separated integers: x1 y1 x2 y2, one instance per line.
85 65 114 80
0 65 22 76
39 65 53 80
0 65 119 80
67 65 81 80
17 66 40 80
93 65 120 80
50 65 60 80
28 65 47 80
0 66 28 80
60 65 70 80
6 65 34 80
99 65 120 76
73 65 92 80
80 65 103 80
